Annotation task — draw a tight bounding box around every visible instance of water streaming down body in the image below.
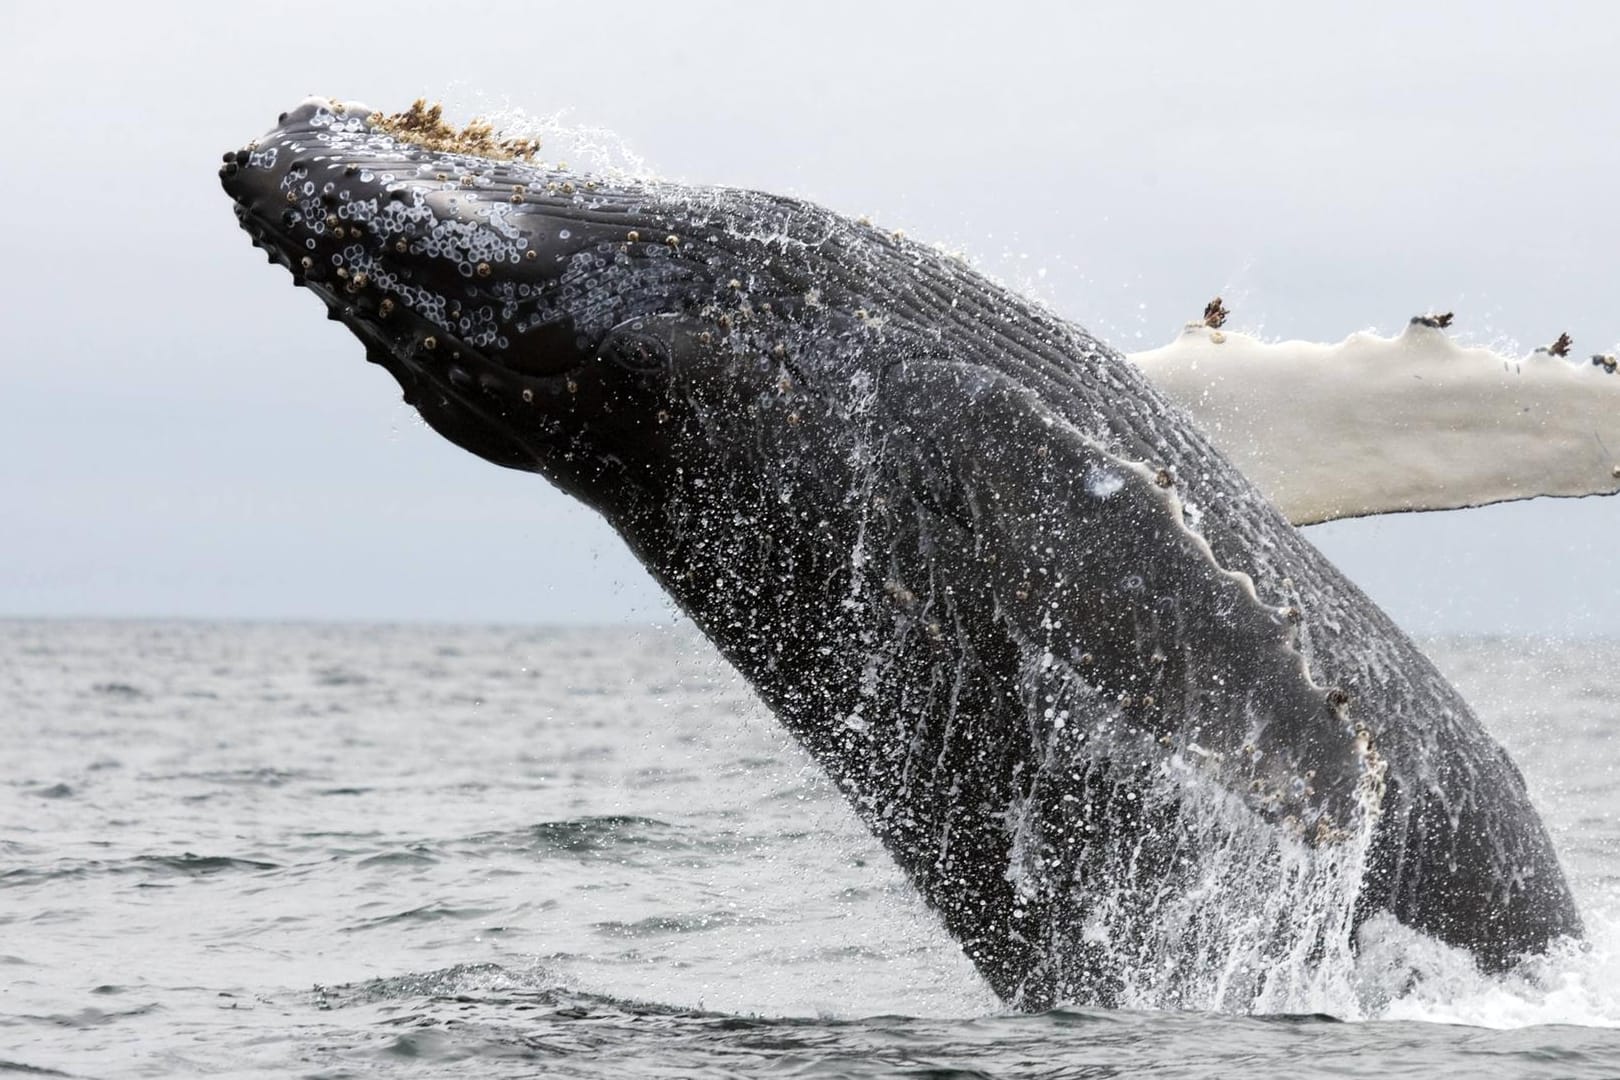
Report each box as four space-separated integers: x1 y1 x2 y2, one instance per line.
664 324 1384 1012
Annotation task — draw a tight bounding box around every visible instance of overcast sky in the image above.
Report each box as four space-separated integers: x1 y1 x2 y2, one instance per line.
3 2 1618 634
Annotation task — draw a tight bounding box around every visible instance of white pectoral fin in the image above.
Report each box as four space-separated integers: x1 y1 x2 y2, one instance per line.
1129 322 1620 526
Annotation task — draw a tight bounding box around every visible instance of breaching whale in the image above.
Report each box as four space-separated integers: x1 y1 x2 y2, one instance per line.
220 99 1581 1010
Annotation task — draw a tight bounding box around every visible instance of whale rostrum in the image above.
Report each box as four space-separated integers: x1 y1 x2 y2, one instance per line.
220 99 1581 1010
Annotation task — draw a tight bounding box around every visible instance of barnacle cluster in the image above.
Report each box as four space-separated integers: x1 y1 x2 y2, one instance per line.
368 99 540 161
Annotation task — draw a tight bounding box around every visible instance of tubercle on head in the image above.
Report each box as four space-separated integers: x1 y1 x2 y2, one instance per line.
227 108 656 382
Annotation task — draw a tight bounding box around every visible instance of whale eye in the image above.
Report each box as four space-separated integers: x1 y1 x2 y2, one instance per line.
594 314 709 380
598 331 669 373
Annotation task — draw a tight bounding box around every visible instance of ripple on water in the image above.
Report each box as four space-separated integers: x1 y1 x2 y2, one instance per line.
0 853 279 889
22 1003 163 1029
592 910 769 938
7 623 1620 1078
356 847 442 869
314 963 558 1008
344 904 501 932
314 666 371 687
0 1058 73 1076
159 766 318 788
89 682 145 698
464 815 687 858
133 853 280 876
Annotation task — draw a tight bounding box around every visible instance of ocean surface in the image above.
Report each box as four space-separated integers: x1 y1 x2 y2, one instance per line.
3 620 1618 1078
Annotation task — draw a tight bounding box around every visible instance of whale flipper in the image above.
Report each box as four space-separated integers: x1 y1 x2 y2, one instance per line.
825 358 1394 1005
1131 322 1620 524
886 358 1375 831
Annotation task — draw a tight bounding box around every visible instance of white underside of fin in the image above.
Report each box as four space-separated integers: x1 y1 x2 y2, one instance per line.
1128 324 1620 526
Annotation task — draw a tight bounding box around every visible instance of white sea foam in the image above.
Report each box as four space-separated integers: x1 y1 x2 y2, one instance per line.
1360 901 1620 1029
443 89 657 180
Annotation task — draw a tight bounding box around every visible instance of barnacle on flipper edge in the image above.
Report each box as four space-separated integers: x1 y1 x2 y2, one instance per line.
368 99 540 161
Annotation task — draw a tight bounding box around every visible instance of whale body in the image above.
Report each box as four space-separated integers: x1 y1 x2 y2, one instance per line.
220 100 1580 1010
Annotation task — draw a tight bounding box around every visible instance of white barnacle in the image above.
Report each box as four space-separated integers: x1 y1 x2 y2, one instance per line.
1084 468 1125 500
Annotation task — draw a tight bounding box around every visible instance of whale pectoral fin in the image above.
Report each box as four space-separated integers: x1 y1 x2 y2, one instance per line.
1129 323 1620 525
885 360 1370 834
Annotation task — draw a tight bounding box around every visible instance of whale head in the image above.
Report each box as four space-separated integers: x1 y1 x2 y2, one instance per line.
220 98 887 528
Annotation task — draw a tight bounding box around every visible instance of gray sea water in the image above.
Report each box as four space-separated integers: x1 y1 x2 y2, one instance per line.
3 620 1619 1078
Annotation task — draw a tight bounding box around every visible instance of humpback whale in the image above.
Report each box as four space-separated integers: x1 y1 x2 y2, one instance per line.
220 99 1581 1010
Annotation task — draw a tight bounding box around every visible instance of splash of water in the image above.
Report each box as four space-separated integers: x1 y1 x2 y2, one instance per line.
443 90 656 180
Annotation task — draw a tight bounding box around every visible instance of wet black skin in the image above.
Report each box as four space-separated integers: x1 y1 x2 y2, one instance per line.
222 100 1580 1008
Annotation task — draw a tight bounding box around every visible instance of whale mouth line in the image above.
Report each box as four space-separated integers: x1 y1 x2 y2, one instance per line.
230 194 580 478
227 192 584 413
332 301 583 459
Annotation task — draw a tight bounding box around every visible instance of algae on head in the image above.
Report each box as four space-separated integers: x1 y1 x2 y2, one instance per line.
366 99 540 161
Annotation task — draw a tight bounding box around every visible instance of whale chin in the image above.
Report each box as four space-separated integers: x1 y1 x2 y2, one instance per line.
217 98 687 494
